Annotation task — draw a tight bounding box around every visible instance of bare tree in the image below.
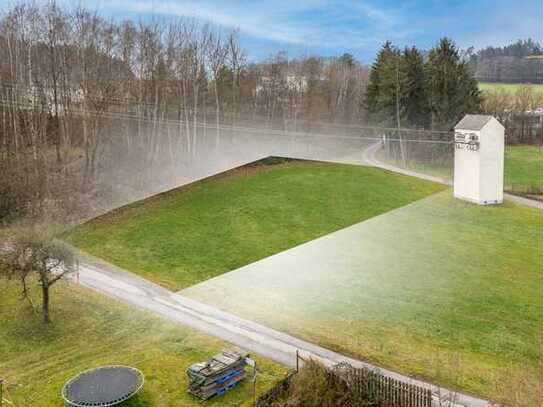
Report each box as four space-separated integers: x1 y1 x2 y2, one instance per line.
227 30 245 124
207 28 227 149
0 232 78 323
0 1 374 224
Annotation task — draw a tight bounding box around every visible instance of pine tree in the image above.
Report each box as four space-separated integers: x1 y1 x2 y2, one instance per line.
401 47 430 128
366 41 403 126
426 38 482 130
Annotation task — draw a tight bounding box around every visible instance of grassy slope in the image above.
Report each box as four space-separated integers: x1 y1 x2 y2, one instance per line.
64 161 445 290
0 279 288 407
182 191 543 401
505 145 543 194
479 82 543 94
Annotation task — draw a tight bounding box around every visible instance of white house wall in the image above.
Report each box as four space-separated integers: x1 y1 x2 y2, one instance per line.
454 129 481 203
479 118 504 204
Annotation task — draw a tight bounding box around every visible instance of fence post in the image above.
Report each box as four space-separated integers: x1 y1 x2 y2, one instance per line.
295 350 299 373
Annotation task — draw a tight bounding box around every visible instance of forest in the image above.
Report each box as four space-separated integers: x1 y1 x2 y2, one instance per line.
0 3 371 222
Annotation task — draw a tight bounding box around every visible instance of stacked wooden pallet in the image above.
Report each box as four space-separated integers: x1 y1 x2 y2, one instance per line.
187 348 249 400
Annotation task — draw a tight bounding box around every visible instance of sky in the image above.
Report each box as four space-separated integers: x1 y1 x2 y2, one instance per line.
2 0 542 63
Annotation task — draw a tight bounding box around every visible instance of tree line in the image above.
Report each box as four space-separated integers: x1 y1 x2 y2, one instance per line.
474 39 542 60
470 39 543 84
366 38 482 131
0 2 251 221
364 38 482 166
0 2 370 223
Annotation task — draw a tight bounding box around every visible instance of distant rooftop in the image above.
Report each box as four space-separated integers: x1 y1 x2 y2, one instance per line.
455 115 494 131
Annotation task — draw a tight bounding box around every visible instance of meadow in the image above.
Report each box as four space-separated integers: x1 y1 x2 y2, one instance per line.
380 145 543 198
505 145 543 195
183 191 543 402
0 278 287 406
64 160 445 290
61 159 543 402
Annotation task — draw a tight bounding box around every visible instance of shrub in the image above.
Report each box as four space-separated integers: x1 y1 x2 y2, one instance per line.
276 359 354 407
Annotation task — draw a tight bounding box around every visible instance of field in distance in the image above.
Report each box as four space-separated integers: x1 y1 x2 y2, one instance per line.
479 81 543 94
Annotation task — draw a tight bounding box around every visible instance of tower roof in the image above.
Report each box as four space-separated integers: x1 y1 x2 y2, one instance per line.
455 115 494 131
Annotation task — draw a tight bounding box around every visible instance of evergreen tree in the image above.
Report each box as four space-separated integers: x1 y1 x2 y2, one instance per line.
426 38 482 130
366 41 403 126
367 38 481 130
401 47 430 128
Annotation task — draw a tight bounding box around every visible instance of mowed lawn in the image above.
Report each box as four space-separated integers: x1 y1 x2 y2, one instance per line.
64 161 445 290
183 191 543 402
0 279 287 407
380 145 543 198
505 145 543 195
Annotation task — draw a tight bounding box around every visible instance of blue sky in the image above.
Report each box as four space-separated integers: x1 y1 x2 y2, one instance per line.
3 0 542 63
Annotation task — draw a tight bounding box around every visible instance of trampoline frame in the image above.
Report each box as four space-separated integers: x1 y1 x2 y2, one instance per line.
61 365 144 407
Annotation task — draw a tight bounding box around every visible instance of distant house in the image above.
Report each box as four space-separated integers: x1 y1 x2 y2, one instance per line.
255 75 308 95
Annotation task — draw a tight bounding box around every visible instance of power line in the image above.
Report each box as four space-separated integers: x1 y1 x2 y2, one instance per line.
0 99 454 144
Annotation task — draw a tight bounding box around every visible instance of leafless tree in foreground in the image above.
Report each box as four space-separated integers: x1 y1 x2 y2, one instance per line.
0 232 77 323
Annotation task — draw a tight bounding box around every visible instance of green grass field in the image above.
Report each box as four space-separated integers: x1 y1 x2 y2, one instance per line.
479 82 543 94
60 159 543 402
380 145 543 197
183 191 543 402
64 161 445 290
0 279 287 406
505 145 543 195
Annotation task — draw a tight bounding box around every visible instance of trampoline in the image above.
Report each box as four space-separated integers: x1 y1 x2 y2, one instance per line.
61 366 144 407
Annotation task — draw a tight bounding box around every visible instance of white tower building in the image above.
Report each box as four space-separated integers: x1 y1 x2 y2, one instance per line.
454 115 505 205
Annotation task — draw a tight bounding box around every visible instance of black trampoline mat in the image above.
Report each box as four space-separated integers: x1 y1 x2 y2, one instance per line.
63 366 144 406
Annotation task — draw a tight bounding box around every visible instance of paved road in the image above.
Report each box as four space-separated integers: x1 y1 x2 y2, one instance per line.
75 253 490 407
362 141 543 210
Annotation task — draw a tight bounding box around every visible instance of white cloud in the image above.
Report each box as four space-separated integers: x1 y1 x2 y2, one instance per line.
101 0 404 47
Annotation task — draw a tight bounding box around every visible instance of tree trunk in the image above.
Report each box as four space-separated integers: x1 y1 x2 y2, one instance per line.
41 278 50 323
215 80 220 151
